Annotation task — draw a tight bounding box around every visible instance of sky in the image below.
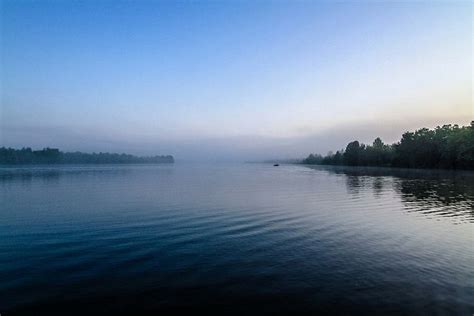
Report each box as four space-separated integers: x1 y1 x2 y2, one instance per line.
1 0 472 161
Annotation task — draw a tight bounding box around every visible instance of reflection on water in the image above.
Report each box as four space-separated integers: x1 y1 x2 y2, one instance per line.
0 165 133 181
0 164 473 314
308 165 474 223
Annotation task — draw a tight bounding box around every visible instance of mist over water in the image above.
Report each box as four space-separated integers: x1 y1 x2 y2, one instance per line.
2 118 472 162
1 163 472 314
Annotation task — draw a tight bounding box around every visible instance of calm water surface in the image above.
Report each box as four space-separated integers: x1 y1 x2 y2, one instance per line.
0 163 473 315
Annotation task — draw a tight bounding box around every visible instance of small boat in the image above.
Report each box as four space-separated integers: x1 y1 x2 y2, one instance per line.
273 164 279 167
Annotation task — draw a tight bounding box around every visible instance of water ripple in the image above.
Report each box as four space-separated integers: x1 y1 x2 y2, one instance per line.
0 164 473 314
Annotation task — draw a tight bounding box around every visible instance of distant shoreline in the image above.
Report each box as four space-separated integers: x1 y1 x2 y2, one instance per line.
0 147 174 165
301 123 473 170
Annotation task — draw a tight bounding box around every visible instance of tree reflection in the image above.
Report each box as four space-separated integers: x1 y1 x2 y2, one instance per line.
372 177 384 197
0 166 133 187
307 165 474 223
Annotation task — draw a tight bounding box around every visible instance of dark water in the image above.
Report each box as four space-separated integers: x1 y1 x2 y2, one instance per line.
1 164 473 315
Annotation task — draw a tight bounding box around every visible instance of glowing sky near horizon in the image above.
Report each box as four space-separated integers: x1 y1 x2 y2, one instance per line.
1 1 472 160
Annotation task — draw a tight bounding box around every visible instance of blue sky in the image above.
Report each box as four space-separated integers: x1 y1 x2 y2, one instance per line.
1 1 472 160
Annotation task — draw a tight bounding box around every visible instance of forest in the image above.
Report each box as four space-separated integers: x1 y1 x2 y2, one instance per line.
0 147 174 164
303 122 474 169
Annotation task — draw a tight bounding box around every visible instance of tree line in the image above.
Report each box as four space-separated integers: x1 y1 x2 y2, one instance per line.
303 122 474 169
0 147 174 164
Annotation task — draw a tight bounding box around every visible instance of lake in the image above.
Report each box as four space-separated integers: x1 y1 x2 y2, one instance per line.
0 163 473 315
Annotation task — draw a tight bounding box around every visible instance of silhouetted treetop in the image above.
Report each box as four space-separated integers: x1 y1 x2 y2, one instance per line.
303 122 473 170
0 148 174 165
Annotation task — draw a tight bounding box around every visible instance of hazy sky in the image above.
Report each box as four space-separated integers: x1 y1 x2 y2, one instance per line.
1 0 472 161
